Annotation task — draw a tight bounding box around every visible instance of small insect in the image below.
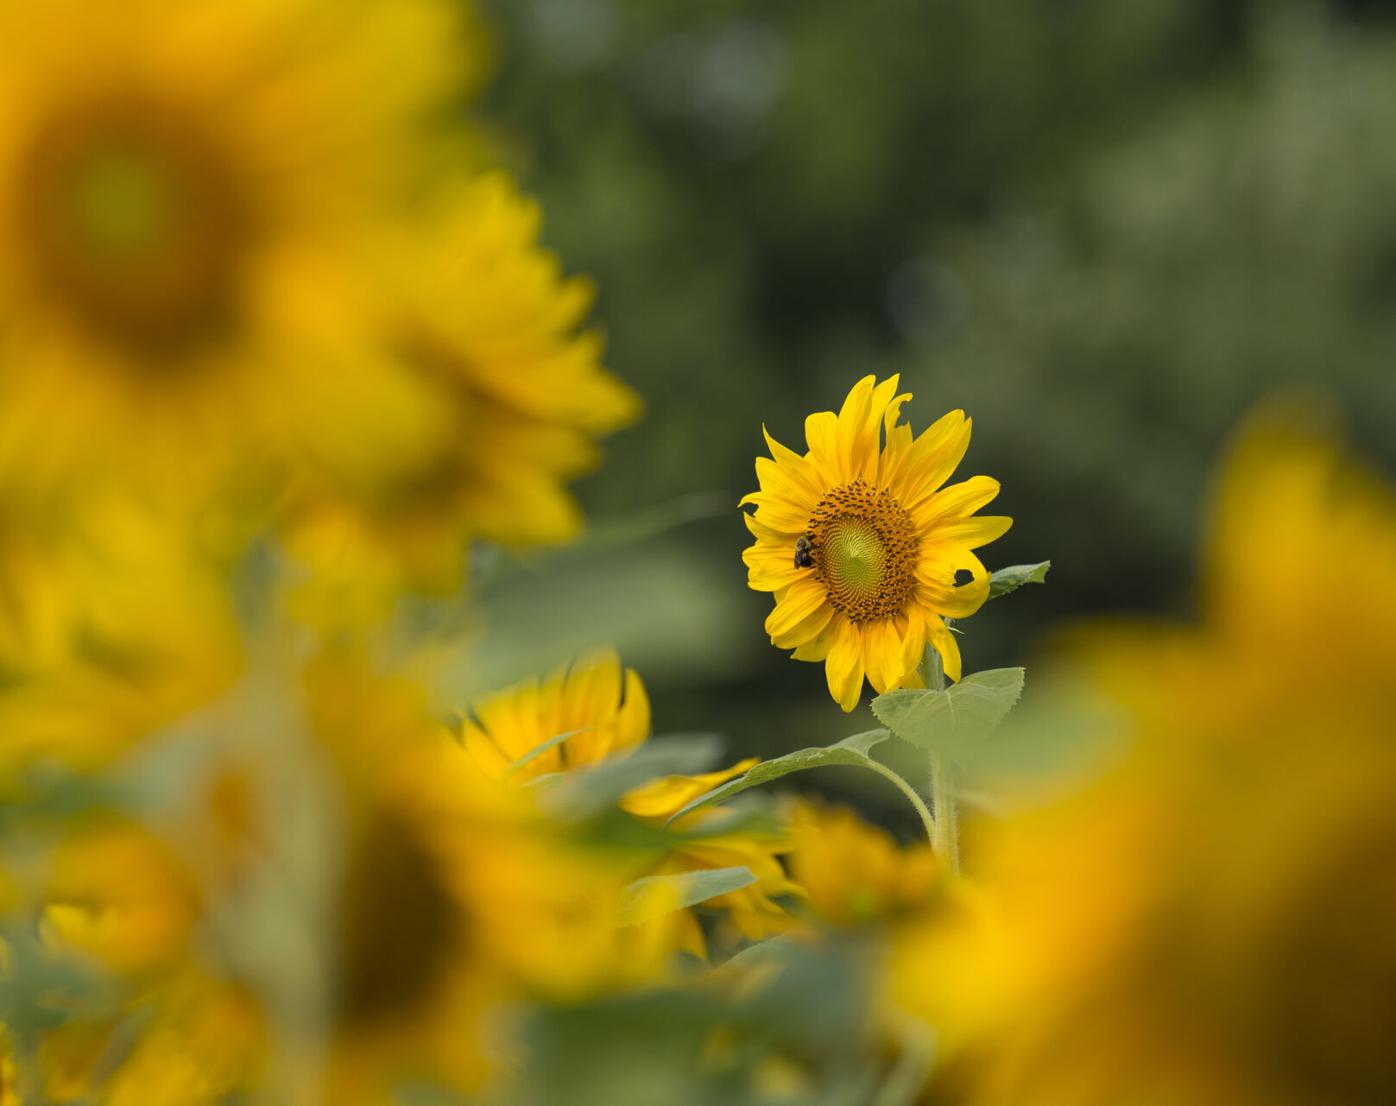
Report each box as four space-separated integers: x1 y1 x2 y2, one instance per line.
794 534 815 569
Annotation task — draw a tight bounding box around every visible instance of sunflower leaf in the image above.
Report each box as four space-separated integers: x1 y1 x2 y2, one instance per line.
987 561 1051 599
663 729 894 826
621 866 757 925
872 668 1025 763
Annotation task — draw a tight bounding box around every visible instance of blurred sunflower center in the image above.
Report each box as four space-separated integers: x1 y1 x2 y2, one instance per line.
17 99 249 360
808 480 918 622
337 812 460 1027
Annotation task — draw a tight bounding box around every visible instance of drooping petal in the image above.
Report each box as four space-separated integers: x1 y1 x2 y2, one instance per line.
792 618 839 662
900 606 928 680
917 550 990 618
927 618 962 683
770 598 835 650
862 618 907 694
824 618 867 712
765 579 829 642
614 667 651 755
460 719 511 778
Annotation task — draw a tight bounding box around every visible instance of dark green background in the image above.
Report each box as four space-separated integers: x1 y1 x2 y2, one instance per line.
470 0 1396 784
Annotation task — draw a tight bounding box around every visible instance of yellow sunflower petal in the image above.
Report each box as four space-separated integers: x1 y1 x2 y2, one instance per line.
792 619 840 662
804 409 840 479
770 599 835 651
913 475 1001 526
620 758 759 821
825 618 867 712
762 424 824 499
863 618 909 694
765 580 831 644
614 668 651 757
932 514 1013 548
743 542 808 593
835 375 878 482
927 618 963 683
460 719 512 779
917 550 991 618
892 411 974 508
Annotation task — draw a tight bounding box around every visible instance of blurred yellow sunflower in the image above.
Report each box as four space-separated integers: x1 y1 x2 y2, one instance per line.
288 173 641 614
0 0 480 501
899 410 1396 1106
459 650 799 957
0 496 240 780
742 375 1010 710
5 651 657 1105
784 799 938 928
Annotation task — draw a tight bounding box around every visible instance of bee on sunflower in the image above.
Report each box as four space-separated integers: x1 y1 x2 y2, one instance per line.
742 375 1011 710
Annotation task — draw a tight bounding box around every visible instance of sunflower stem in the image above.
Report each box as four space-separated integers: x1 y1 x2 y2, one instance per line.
864 759 938 848
921 640 960 874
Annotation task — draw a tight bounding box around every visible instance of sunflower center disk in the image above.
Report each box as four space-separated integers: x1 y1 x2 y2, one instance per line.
808 479 919 623
17 99 248 359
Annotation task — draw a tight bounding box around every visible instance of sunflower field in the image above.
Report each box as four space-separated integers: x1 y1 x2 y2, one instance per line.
2 1 1394 1104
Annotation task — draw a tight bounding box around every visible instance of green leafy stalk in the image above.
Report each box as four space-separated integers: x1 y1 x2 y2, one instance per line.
921 642 959 874
663 729 936 846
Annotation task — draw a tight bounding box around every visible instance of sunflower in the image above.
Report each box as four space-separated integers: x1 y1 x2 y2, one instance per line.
897 411 1396 1106
459 650 799 956
287 173 641 615
0 0 481 503
742 374 1011 710
0 494 241 781
783 799 938 928
4 650 654 1105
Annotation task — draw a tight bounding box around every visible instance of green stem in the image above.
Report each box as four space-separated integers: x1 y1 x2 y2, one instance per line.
863 759 937 848
921 639 960 874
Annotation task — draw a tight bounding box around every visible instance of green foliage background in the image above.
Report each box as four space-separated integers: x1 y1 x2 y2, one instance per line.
470 0 1396 776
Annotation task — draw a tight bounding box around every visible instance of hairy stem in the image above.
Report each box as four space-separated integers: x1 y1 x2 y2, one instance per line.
922 639 960 874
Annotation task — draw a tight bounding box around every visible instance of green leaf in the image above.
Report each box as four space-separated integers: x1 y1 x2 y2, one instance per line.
664 729 898 826
872 668 1026 764
505 727 592 778
547 734 722 819
621 866 756 925
987 561 1051 599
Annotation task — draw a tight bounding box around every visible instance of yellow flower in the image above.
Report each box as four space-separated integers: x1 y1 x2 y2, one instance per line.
903 410 1396 1106
783 799 938 927
6 650 653 1104
287 173 641 614
324 727 656 1103
459 650 800 956
742 374 1011 710
460 648 651 780
623 765 803 957
0 0 480 503
0 496 240 780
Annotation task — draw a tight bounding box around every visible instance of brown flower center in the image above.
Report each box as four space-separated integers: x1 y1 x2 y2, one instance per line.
13 96 251 362
806 479 919 623
337 812 459 1028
